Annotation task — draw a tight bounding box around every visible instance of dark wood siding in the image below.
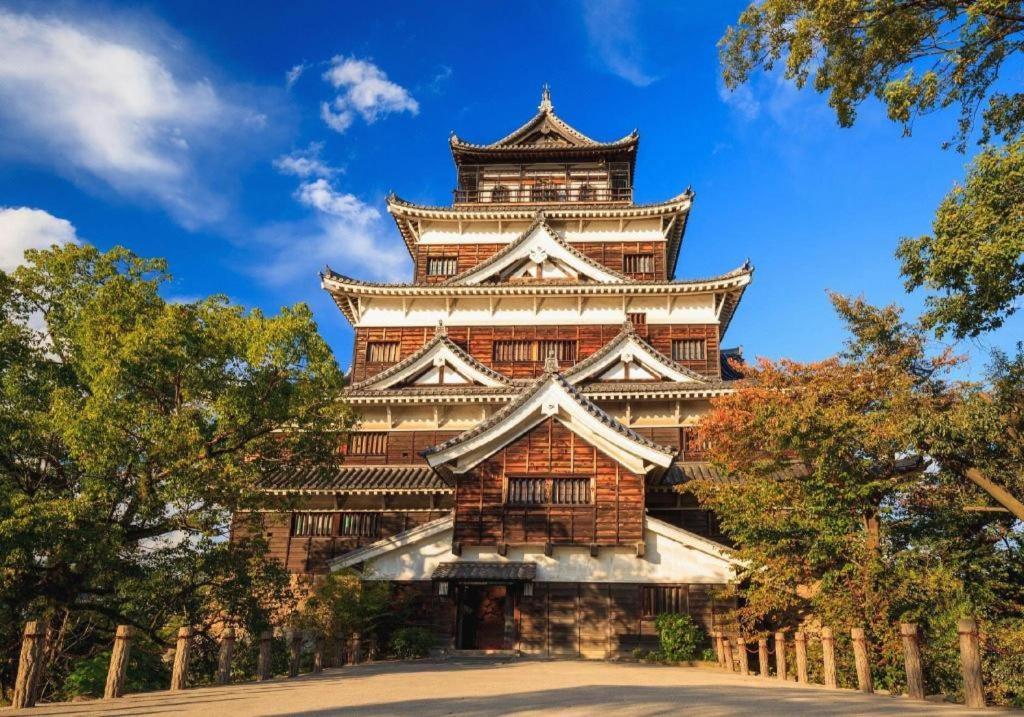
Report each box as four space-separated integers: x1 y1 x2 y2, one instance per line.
453 418 645 549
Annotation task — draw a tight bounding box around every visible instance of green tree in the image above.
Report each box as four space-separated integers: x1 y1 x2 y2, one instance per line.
720 0 1024 338
0 244 348 699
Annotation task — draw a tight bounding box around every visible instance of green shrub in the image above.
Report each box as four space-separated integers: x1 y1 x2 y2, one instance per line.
388 627 434 660
631 647 648 661
654 613 705 662
62 644 168 699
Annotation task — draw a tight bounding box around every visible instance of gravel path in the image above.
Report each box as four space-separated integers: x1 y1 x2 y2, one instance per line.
11 659 1014 716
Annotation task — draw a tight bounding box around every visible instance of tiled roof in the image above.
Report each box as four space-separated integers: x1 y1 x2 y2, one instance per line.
261 465 451 494
422 369 675 459
720 348 746 381
563 321 712 385
432 561 537 581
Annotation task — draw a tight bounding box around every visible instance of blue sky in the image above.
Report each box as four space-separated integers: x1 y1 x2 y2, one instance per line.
0 1 1019 376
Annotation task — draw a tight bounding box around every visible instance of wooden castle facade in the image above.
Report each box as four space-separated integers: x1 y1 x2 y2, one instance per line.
241 88 751 657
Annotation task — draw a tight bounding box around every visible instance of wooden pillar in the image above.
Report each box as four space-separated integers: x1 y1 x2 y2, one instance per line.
851 627 873 694
103 626 133 699
722 638 735 673
957 618 985 709
757 638 769 677
821 627 837 689
713 630 724 667
12 621 46 709
736 637 749 675
287 628 301 678
794 631 808 684
216 627 235 685
257 630 273 681
170 627 192 691
900 623 925 700
368 633 379 662
313 635 324 674
350 632 362 665
774 631 787 681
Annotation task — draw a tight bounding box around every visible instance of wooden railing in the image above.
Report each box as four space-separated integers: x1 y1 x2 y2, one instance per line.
710 618 988 708
453 186 632 204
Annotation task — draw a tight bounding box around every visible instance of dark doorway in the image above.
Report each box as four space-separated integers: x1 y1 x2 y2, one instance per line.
457 585 508 649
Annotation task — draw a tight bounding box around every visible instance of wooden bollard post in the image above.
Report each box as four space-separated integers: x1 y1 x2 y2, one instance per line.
287 628 301 678
736 637 749 675
794 631 808 684
758 638 769 677
313 634 324 674
851 627 873 693
900 623 925 700
104 626 133 699
257 630 273 681
774 631 787 681
350 632 362 665
712 631 723 667
957 618 985 708
170 627 192 691
722 638 735 673
821 627 838 689
216 627 236 685
12 621 46 709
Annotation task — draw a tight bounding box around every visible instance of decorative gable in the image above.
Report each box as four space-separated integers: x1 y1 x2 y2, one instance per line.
445 214 626 286
565 323 711 385
346 329 512 392
423 367 675 475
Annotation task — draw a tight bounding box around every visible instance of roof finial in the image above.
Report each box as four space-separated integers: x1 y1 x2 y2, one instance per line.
435 320 447 338
544 352 559 374
539 83 553 113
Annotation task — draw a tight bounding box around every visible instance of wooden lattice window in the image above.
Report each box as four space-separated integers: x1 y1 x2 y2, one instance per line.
349 432 388 455
507 477 547 505
366 341 400 363
672 339 706 362
531 180 563 202
292 512 333 537
680 427 709 460
538 339 577 363
492 339 578 363
426 256 458 276
550 477 591 505
624 253 654 275
627 312 647 327
339 513 380 538
506 477 592 505
490 185 510 202
577 183 593 201
642 585 687 617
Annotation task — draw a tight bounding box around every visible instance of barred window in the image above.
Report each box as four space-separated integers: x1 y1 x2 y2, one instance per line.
366 341 400 363
550 477 591 505
292 512 333 537
492 339 578 364
531 180 563 202
626 312 647 327
642 585 687 617
672 339 706 362
507 477 547 505
339 513 380 538
624 253 654 274
576 183 593 201
490 185 510 202
426 256 458 276
349 432 388 455
507 477 591 505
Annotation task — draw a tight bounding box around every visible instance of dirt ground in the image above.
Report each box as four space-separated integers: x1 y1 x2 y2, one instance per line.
11 658 1016 716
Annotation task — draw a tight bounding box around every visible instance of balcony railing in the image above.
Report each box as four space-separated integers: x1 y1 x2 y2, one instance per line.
453 185 632 204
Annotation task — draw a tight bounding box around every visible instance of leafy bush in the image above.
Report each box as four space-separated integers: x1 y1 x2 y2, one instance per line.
389 627 434 660
631 647 648 661
62 644 169 699
654 613 705 662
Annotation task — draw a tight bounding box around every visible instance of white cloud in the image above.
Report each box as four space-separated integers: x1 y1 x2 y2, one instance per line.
0 207 79 272
286 62 308 89
0 10 251 227
718 81 761 121
582 0 656 87
319 56 418 133
294 179 380 225
273 142 339 179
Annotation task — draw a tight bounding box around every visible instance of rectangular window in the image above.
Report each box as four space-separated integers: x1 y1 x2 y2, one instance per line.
366 341 400 363
339 513 380 538
507 477 592 505
624 253 654 274
292 512 333 537
672 339 706 362
642 586 687 617
426 256 458 277
680 427 709 460
626 312 647 327
507 477 547 505
349 432 388 455
492 339 578 363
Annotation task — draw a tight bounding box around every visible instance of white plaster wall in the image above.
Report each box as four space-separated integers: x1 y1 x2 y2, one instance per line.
362 526 734 584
